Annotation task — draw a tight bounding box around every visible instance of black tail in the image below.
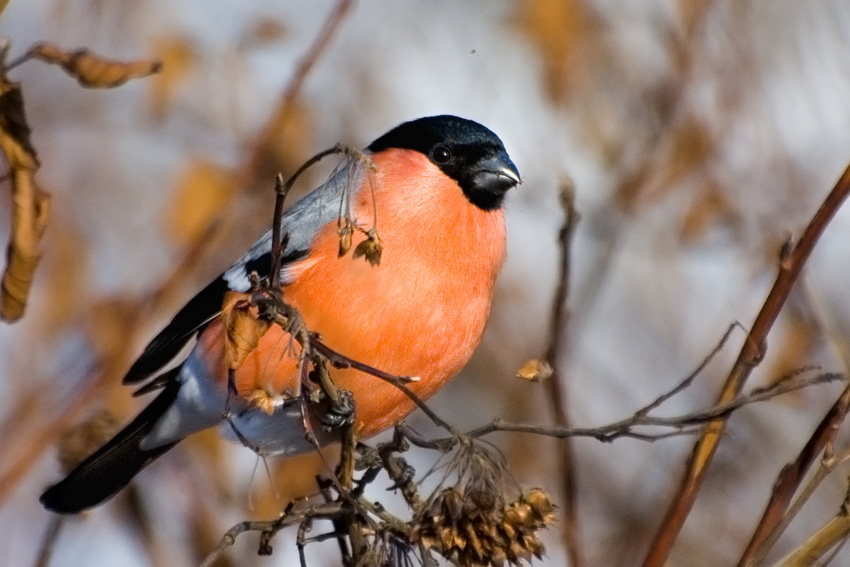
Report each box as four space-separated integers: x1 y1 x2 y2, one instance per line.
40 379 181 514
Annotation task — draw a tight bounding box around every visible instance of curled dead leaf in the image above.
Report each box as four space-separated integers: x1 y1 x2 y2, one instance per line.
221 291 271 370
0 76 50 322
148 35 197 118
57 410 119 473
27 42 161 88
166 159 236 245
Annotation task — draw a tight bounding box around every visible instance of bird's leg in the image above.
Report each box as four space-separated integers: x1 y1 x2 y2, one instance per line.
297 356 321 450
221 368 269 455
224 368 238 416
310 356 355 431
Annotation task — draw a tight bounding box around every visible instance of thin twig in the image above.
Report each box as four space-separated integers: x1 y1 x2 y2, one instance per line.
199 505 346 567
33 516 63 567
771 481 850 567
639 322 742 415
269 173 288 290
642 160 850 567
738 383 850 566
405 370 842 450
542 178 583 567
246 0 357 176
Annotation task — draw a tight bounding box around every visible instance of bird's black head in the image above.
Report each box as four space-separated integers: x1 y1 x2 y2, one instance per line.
368 115 521 211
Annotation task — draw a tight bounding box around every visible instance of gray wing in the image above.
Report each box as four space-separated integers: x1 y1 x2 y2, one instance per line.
123 158 365 384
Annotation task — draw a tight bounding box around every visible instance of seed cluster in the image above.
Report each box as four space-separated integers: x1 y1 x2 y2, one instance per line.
412 487 556 567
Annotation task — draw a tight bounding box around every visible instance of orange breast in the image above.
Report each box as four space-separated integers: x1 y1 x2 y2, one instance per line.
201 149 506 438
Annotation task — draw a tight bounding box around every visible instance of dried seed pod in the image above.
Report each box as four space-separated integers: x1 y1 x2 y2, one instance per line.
490 544 508 567
443 487 465 521
523 488 557 526
439 524 455 550
352 229 383 266
337 221 353 256
504 502 533 527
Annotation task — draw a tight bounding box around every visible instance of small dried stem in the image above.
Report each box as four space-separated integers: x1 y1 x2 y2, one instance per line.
542 178 583 567
642 159 850 567
738 383 850 566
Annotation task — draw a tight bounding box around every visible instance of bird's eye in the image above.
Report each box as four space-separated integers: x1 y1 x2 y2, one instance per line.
431 145 452 164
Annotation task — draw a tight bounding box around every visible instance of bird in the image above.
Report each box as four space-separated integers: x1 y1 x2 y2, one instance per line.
40 115 521 514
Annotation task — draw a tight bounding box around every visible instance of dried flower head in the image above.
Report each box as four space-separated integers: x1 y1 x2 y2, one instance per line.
412 486 556 567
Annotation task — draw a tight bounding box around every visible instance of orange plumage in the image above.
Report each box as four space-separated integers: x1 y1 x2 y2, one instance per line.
221 148 507 435
41 115 520 513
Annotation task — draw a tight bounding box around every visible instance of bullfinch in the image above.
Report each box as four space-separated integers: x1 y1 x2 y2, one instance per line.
41 115 521 514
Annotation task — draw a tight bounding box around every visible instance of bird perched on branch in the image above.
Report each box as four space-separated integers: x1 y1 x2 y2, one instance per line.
41 115 521 514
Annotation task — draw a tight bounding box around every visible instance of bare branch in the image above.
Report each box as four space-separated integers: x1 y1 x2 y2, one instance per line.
643 159 850 567
542 177 584 567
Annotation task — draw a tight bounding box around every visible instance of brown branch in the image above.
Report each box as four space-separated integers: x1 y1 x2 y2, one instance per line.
737 382 850 566
33 516 63 567
771 483 850 567
246 0 356 176
541 178 583 567
642 160 850 567
404 370 842 450
199 503 348 567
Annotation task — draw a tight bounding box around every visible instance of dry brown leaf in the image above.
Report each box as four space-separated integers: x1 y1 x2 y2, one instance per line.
87 298 141 382
515 0 598 102
252 97 314 183
516 359 553 382
27 42 161 88
221 291 271 370
651 119 715 198
352 229 383 266
147 35 198 118
166 159 236 245
57 410 119 473
0 75 50 322
240 17 288 49
36 222 89 331
678 184 739 243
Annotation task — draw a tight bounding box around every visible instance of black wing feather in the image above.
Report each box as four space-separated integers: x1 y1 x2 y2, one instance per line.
40 379 180 514
123 276 229 384
124 156 359 386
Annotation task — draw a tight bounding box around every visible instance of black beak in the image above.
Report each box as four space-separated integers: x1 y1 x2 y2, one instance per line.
472 151 521 197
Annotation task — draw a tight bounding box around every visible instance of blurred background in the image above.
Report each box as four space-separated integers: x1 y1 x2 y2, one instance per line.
3 1 850 566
